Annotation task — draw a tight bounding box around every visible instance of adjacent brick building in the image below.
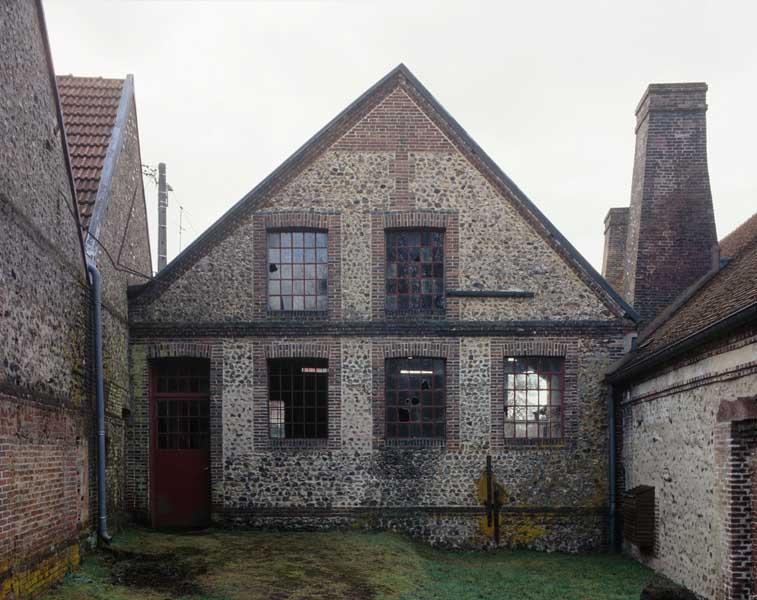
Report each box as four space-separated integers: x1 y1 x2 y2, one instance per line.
57 74 153 529
605 81 757 600
0 1 151 597
127 64 639 549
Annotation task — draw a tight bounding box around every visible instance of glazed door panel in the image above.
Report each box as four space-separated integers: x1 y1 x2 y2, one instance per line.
151 360 210 528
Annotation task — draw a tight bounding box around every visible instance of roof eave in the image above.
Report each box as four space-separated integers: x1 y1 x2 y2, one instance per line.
607 301 757 384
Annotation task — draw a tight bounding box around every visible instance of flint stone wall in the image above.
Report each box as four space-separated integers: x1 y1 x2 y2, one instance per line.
621 338 757 599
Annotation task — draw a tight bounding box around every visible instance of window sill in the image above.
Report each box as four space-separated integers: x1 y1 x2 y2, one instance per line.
266 310 329 320
270 438 329 450
384 310 447 320
498 438 565 448
384 438 447 449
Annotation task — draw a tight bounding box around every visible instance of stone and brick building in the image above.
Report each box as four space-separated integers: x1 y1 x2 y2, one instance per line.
0 1 151 596
604 83 757 599
2 2 756 598
126 64 639 549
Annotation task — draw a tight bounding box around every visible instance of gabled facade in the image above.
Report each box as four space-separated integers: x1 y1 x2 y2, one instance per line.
127 65 637 548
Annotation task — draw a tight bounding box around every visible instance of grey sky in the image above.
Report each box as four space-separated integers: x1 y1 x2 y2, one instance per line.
43 0 756 275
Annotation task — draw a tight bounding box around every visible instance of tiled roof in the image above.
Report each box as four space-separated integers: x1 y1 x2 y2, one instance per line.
721 211 757 258
56 75 125 230
611 213 757 377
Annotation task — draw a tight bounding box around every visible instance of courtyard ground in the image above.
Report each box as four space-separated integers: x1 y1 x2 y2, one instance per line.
42 527 653 600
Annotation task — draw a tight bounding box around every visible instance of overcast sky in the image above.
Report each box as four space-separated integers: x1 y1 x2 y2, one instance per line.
43 0 756 275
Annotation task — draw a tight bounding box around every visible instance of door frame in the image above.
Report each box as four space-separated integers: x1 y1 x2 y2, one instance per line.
149 357 212 528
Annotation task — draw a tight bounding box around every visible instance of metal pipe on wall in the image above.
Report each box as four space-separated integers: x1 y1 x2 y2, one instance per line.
88 262 112 543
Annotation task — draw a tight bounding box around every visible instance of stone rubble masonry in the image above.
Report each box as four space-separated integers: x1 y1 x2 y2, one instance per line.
127 70 632 550
0 1 91 596
602 207 629 294
622 83 718 326
620 329 757 599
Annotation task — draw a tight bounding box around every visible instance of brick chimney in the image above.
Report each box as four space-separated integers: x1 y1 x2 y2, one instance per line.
623 83 718 325
602 207 629 293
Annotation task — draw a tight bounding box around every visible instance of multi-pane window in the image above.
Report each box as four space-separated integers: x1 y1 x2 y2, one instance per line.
268 358 329 440
154 361 210 450
385 229 445 314
155 363 209 394
504 357 563 439
385 358 446 440
267 231 328 312
156 399 210 450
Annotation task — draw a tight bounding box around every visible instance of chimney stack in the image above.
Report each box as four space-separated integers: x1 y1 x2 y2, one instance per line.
622 83 717 325
157 162 167 272
602 207 629 293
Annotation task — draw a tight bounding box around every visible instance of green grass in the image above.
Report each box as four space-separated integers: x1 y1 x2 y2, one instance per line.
42 527 653 600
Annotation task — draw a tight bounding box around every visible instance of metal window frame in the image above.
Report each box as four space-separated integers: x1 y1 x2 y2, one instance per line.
502 356 565 440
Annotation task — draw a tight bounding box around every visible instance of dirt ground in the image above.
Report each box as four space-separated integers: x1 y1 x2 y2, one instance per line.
41 527 654 600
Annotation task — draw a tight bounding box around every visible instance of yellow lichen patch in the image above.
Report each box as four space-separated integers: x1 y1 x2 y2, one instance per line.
475 469 509 540
3 543 80 599
498 515 548 546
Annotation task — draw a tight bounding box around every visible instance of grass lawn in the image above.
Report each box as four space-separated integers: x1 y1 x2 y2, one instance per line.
42 527 653 600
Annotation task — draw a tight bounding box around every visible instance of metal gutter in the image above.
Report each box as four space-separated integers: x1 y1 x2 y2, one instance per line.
85 74 134 262
608 302 757 383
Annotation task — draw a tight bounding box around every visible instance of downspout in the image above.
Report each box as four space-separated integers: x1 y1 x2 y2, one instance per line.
608 386 617 552
87 262 112 543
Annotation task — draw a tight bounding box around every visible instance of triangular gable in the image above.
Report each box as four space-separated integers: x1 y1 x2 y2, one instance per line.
130 64 639 322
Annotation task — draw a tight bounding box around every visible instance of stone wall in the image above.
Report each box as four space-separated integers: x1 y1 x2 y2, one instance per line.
128 332 622 549
130 87 621 325
127 71 631 549
620 332 757 599
0 1 91 596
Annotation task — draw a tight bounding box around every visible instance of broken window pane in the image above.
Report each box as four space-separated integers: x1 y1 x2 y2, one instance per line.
267 230 328 312
385 229 445 315
503 357 564 440
385 357 446 441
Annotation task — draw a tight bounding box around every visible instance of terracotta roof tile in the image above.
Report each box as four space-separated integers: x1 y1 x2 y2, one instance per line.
57 75 124 231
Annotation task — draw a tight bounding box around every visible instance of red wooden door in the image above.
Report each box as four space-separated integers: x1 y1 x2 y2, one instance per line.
151 359 210 528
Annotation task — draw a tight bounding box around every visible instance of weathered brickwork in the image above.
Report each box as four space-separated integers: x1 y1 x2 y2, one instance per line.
127 68 632 550
620 335 757 599
602 207 629 293
622 83 717 325
0 2 92 596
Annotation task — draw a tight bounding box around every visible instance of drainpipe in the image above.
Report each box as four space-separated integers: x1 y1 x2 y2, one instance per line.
608 386 617 552
87 262 112 544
